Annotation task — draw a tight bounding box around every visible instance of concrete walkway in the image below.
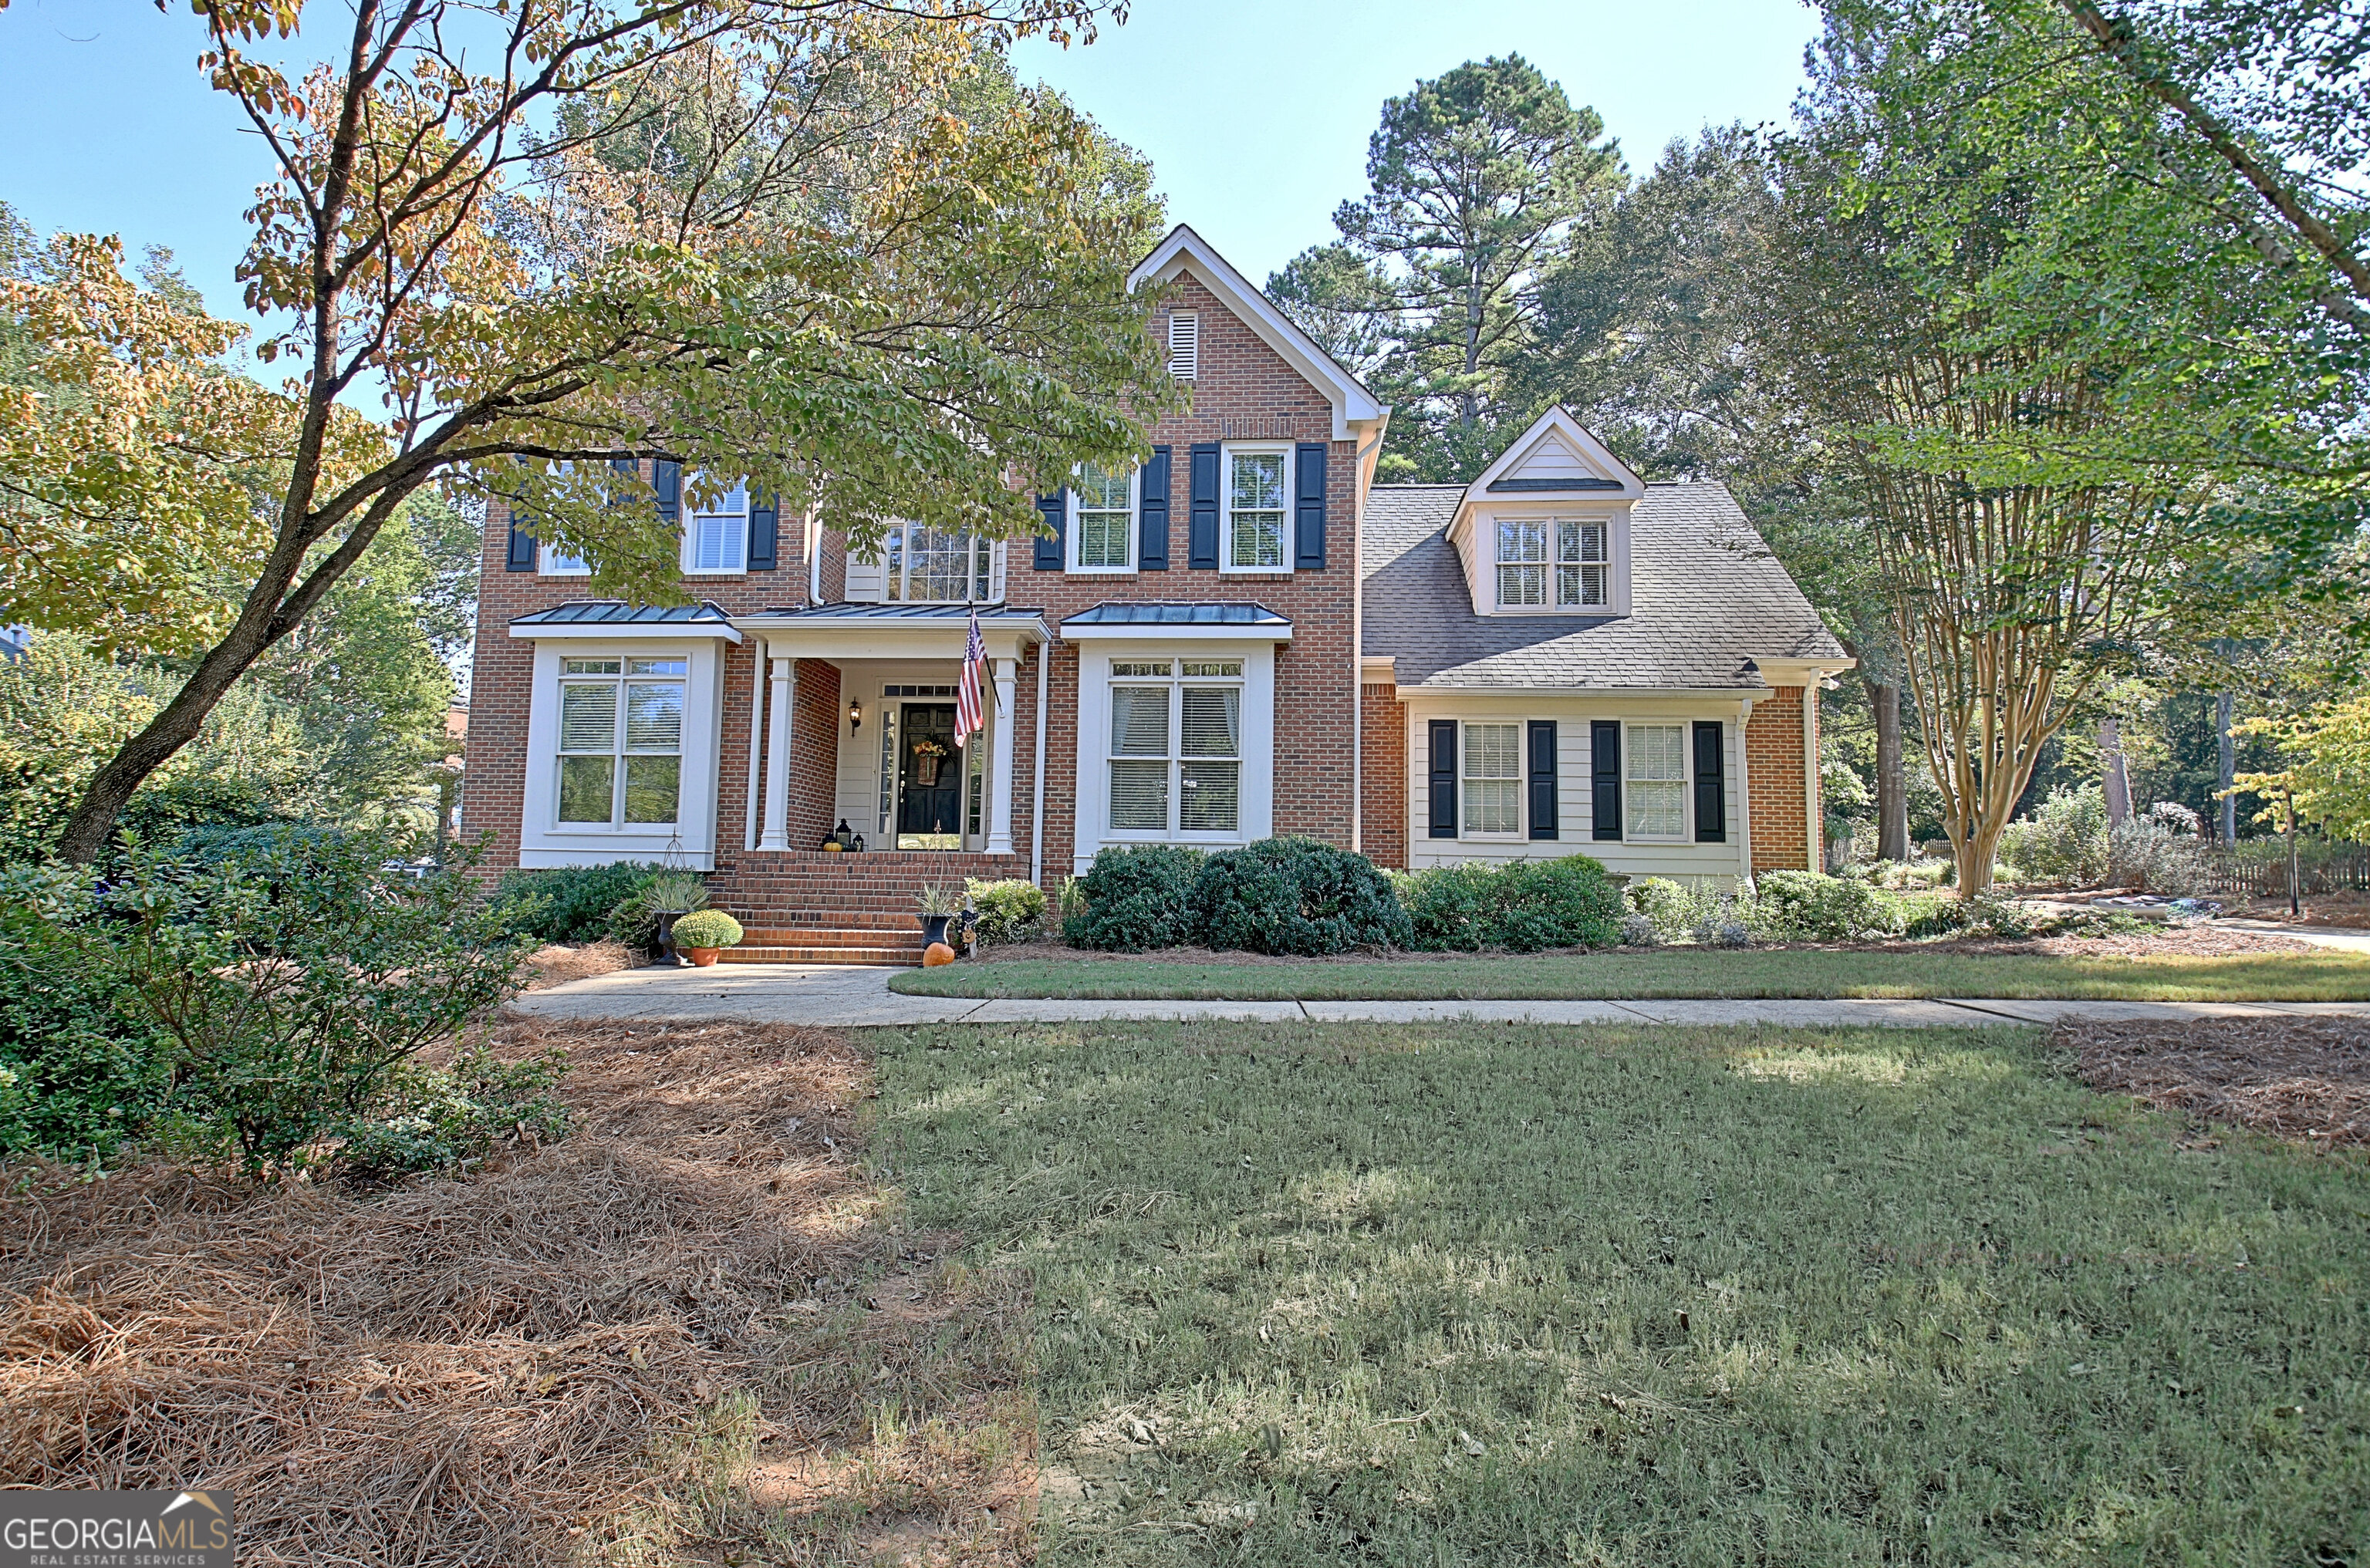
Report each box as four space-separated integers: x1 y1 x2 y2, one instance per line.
508 963 2370 1030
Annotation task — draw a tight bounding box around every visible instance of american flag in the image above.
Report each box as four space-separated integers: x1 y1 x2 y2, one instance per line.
954 609 986 747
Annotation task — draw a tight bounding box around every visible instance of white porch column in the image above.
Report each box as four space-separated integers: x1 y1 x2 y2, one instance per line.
759 654 795 851
987 656 1018 855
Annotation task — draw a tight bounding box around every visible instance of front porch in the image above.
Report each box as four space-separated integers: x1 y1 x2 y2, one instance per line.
708 848 1031 965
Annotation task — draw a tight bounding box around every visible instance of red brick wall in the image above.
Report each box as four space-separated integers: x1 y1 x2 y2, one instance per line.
790 659 842 851
1361 679 1406 870
1747 683 1817 872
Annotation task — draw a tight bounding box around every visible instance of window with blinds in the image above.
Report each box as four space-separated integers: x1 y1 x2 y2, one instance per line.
555 656 686 827
1496 519 1548 606
1107 659 1243 837
1625 722 1688 840
1074 464 1133 569
1558 519 1609 606
686 484 748 573
1462 722 1522 835
1167 312 1198 379
1227 450 1287 569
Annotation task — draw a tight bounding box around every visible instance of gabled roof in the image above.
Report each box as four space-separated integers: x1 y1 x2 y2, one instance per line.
1128 224 1386 443
1363 481 1848 691
1455 408 1646 537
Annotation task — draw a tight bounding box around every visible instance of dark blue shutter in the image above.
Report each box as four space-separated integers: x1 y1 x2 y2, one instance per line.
1033 490 1066 571
1694 721 1727 842
504 506 536 571
1139 447 1171 570
1528 720 1559 841
748 488 779 571
1188 442 1220 569
1294 441 1328 569
653 460 681 526
1591 720 1622 841
1428 720 1459 839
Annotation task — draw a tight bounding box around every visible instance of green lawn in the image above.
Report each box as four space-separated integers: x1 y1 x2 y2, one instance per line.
870 1021 2370 1564
887 946 2370 1002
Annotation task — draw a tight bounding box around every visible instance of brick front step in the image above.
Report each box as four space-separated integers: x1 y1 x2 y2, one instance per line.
708 851 1032 936
720 926 935 966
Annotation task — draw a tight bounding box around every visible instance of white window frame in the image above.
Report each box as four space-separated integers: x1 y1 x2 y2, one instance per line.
1220 443 1293 575
1623 720 1691 843
1103 659 1247 841
1069 463 1138 575
515 637 728 869
1460 720 1524 838
1490 511 1619 612
554 654 690 831
680 478 749 576
1494 519 1548 608
1167 312 1199 380
882 524 1003 604
540 541 592 576
1556 518 1610 608
1071 641 1277 866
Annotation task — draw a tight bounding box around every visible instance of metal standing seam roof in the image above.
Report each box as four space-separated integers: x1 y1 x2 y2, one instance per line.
744 602 1050 622
1360 481 1847 691
1061 602 1292 628
508 600 735 626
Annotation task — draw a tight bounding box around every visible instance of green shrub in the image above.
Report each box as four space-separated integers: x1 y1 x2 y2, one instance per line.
1402 856 1624 952
967 878 1048 946
1627 876 1735 943
668 909 744 949
104 831 534 1175
1752 870 1896 941
604 870 713 952
1998 784 2110 887
0 874 174 1166
1065 845 1203 951
338 1042 572 1179
1193 838 1410 956
1899 895 1970 939
490 862 667 942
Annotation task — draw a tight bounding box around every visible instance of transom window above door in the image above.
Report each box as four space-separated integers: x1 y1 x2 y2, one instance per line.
884 524 1001 603
1495 516 1609 609
1107 659 1244 837
555 656 687 828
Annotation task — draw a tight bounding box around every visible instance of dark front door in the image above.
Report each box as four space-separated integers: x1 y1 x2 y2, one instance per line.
896 703 963 843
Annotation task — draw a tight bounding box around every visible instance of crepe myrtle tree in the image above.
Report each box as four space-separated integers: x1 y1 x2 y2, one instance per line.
0 0 1175 864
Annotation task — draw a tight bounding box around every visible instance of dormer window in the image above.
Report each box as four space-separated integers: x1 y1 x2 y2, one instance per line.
1495 515 1609 610
1167 312 1198 380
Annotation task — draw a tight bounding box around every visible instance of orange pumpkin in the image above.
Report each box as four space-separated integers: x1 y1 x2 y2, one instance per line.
922 941 957 966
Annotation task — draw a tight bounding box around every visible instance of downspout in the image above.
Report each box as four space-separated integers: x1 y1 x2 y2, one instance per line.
744 638 766 853
1803 682 1821 872
1349 419 1387 855
1735 696 1755 881
1031 635 1050 889
806 505 822 605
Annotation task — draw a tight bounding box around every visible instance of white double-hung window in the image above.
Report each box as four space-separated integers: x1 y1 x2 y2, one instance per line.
1224 449 1288 571
1072 464 1135 572
1626 721 1688 840
555 656 687 828
1108 660 1244 837
1463 722 1523 835
1496 516 1609 609
684 482 748 574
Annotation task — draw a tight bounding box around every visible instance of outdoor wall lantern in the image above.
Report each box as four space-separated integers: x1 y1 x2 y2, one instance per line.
849 700 863 733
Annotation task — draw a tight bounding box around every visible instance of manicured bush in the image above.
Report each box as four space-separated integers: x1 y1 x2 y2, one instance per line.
1065 845 1203 951
668 909 744 949
1402 855 1624 952
967 878 1048 946
339 1042 572 1180
1753 870 1896 941
104 831 535 1175
490 862 669 942
1193 838 1410 956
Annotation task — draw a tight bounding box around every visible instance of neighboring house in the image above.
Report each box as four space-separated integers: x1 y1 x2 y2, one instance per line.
464 224 1849 961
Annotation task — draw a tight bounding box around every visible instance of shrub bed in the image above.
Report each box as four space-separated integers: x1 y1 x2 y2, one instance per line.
1399 856 1625 952
1064 845 1203 951
1193 838 1410 956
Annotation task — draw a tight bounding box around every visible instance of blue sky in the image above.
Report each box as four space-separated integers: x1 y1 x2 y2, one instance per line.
1 0 1819 322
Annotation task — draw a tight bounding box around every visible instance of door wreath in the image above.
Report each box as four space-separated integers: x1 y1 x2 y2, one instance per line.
910 737 950 787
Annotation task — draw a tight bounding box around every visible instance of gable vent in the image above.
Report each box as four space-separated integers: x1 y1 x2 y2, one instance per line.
1167 312 1198 380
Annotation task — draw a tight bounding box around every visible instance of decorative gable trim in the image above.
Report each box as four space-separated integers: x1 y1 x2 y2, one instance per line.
1129 224 1386 443
1460 407 1646 508
1449 406 1649 619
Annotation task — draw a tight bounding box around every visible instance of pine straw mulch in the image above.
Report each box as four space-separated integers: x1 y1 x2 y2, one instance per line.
523 939 640 990
2056 1015 2370 1148
0 1019 1035 1567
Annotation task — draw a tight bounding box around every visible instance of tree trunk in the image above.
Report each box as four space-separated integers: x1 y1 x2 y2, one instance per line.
2216 692 2237 841
2099 717 2132 826
1955 811 2010 899
1872 676 1909 860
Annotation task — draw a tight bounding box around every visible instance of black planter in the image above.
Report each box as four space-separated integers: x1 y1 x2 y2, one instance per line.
652 909 693 967
919 913 953 953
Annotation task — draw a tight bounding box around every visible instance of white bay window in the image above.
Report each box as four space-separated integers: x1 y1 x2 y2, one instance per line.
1107 659 1244 837
555 656 687 827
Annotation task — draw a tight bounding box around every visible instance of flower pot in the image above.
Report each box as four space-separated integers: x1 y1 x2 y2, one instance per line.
686 946 722 967
919 913 953 952
652 909 692 967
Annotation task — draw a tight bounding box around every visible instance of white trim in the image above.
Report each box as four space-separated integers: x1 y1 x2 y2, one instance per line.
1058 618 1291 644
518 639 724 870
743 638 765 853
1805 683 1821 871
1073 639 1275 871
1457 720 1527 841
538 541 592 577
1031 641 1049 885
1735 696 1757 878
510 618 742 644
1128 224 1386 443
1219 443 1293 575
987 656 1018 855
759 655 795 851
731 613 1048 664
1068 464 1139 575
1460 406 1646 506
1622 718 1693 845
1166 311 1199 380
680 480 751 576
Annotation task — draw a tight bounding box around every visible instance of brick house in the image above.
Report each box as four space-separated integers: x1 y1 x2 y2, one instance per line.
464 225 1849 960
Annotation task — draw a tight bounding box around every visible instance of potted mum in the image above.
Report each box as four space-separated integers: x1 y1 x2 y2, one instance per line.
667 909 744 966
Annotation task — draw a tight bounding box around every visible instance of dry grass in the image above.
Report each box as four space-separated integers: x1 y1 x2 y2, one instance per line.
2061 1015 2370 1147
524 940 640 990
0 1020 1034 1567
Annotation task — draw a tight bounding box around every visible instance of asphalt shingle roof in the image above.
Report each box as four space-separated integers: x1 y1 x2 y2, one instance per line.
1362 481 1846 690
